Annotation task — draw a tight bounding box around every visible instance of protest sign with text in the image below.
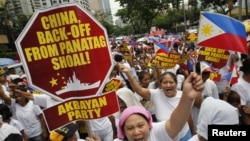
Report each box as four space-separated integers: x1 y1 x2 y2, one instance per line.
43 91 119 131
15 3 113 100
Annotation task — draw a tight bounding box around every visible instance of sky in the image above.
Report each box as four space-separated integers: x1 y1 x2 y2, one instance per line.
109 0 121 24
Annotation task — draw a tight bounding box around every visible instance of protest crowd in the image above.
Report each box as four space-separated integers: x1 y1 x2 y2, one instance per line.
1 34 250 141
1 11 250 141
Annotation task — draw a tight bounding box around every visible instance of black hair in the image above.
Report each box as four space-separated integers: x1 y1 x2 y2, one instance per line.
186 47 194 52
173 43 179 48
112 64 120 72
188 42 195 48
159 71 177 84
227 90 240 104
114 54 123 62
4 134 23 141
137 71 150 82
0 103 13 120
11 78 23 85
240 58 250 74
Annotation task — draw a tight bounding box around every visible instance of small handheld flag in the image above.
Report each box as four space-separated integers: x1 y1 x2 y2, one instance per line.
200 61 213 73
222 65 238 85
197 12 248 54
154 43 170 53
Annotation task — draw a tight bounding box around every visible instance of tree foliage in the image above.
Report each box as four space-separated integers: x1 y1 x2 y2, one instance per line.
153 9 183 31
200 0 237 14
0 0 30 51
115 0 163 33
114 0 204 34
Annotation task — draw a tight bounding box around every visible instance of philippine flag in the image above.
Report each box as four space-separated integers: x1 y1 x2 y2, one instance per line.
154 43 170 54
222 66 238 85
200 61 213 73
197 12 248 54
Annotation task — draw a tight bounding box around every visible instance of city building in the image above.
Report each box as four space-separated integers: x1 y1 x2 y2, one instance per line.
0 0 89 17
87 0 113 24
0 0 114 24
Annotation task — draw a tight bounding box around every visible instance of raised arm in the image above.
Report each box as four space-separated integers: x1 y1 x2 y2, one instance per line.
15 89 34 100
119 63 151 100
0 85 11 105
166 72 204 139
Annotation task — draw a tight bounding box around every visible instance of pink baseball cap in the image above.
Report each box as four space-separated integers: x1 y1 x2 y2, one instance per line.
117 106 153 139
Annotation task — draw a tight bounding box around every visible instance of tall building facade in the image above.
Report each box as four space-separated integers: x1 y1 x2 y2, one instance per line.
2 0 113 24
2 0 89 17
87 0 113 24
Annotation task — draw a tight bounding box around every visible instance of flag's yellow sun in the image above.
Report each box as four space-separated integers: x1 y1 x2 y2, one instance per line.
201 24 213 36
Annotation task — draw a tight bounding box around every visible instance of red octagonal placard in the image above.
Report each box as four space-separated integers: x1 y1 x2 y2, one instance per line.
15 3 113 100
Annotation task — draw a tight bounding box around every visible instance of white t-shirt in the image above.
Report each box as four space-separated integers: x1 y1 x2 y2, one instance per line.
10 99 43 138
0 123 22 141
231 77 250 108
177 74 184 90
9 118 24 132
33 94 60 108
150 89 189 138
202 79 219 99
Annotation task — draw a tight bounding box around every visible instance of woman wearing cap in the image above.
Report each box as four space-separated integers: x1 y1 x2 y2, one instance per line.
86 67 204 141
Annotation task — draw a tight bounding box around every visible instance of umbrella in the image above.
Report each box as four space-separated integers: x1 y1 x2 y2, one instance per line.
148 33 155 37
173 38 181 45
123 37 131 43
149 36 160 43
159 38 169 44
137 37 148 42
0 58 15 67
153 30 166 36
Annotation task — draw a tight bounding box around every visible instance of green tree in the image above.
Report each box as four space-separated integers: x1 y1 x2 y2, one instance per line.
186 0 201 27
0 1 30 51
99 19 116 36
153 9 184 32
0 0 17 50
116 8 146 35
200 0 237 14
115 0 162 33
92 10 116 36
113 0 203 34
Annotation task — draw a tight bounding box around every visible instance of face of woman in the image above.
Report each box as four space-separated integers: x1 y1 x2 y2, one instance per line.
124 114 150 141
140 74 151 88
160 74 177 97
118 97 127 113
